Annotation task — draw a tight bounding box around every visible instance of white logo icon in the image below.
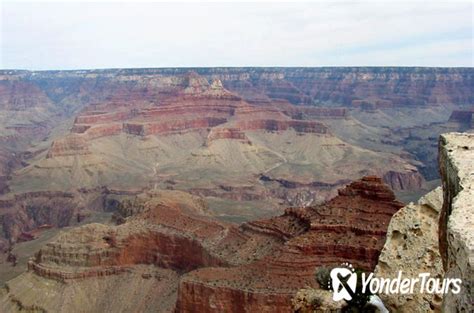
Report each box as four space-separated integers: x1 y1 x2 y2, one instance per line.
330 264 357 301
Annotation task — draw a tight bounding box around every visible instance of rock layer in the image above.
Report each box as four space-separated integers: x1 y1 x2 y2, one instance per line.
438 133 474 312
175 176 403 312
4 67 470 107
0 177 403 312
375 187 444 312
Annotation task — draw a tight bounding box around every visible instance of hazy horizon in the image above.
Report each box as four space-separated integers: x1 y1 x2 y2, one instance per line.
1 1 473 70
1 65 474 72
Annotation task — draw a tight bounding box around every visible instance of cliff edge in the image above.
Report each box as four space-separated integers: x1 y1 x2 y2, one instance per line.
438 133 474 312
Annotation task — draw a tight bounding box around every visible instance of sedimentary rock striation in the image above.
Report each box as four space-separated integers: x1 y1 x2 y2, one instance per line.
0 67 471 312
64 73 330 142
0 68 470 179
438 133 474 312
2 67 472 107
175 176 403 312
0 177 403 312
1 68 459 213
0 70 422 231
0 191 83 250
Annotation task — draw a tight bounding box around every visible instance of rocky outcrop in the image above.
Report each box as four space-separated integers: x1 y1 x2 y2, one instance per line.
438 133 474 312
46 135 90 158
62 71 331 141
175 176 403 312
20 191 230 281
0 191 88 249
123 117 227 136
0 177 403 313
0 188 145 250
382 169 425 191
375 187 444 312
206 128 251 144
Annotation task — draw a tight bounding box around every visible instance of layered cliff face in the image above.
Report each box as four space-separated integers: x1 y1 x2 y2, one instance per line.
175 176 403 313
438 133 474 312
0 67 469 309
3 71 424 225
4 67 471 107
201 67 474 107
0 67 469 203
0 177 403 312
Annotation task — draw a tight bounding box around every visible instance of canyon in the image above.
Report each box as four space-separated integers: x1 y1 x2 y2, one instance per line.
0 176 404 312
0 67 472 312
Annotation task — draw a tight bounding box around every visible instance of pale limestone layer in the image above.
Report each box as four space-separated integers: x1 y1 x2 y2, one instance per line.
0 265 178 313
439 132 474 313
375 187 444 312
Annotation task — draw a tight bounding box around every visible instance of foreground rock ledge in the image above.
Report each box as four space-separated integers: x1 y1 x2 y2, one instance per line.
375 187 444 312
439 132 474 312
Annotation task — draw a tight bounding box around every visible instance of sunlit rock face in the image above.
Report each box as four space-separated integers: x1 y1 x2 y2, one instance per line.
0 69 430 246
0 68 472 312
375 187 444 312
438 133 474 313
175 176 403 313
0 177 404 313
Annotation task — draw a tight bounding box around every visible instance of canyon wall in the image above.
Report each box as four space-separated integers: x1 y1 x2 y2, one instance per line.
1 67 472 108
175 176 404 313
0 177 404 313
438 133 474 312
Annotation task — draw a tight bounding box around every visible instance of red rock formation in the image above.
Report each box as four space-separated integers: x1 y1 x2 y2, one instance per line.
175 177 403 312
0 191 82 248
46 71 333 157
47 135 90 158
74 110 132 124
382 170 425 191
16 231 36 242
82 123 123 139
4 177 403 312
24 191 250 280
124 117 227 136
207 128 251 144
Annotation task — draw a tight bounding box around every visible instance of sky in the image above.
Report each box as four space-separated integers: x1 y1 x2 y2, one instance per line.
1 0 473 70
